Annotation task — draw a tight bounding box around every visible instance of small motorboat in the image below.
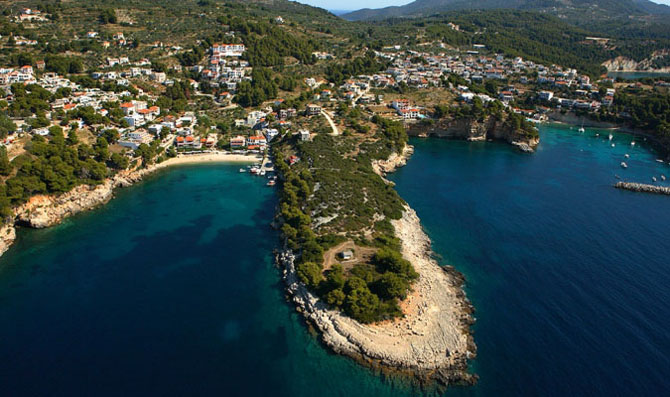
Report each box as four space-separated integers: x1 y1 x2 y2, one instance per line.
652 176 658 182
239 168 246 173
611 143 615 148
624 154 630 158
267 180 276 186
608 134 613 141
631 141 636 146
578 127 585 133
595 133 600 137
662 175 667 181
657 159 665 163
259 169 266 176
620 162 628 169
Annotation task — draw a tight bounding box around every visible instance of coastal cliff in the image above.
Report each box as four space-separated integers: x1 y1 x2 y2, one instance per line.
407 116 539 152
602 51 670 73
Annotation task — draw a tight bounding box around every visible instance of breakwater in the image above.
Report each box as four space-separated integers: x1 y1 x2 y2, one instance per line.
615 181 670 195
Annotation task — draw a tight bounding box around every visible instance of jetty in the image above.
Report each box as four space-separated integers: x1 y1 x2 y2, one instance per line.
614 182 670 195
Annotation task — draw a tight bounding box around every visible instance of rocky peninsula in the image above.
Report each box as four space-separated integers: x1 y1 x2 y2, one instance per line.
277 206 476 387
275 134 477 387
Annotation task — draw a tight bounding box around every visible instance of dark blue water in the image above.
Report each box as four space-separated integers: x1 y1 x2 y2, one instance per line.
1 125 670 396
389 125 670 396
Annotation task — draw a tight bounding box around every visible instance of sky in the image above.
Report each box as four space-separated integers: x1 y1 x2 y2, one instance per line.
293 0 670 12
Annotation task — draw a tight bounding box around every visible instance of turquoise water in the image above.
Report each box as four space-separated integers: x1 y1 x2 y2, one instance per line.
1 125 670 396
0 165 418 396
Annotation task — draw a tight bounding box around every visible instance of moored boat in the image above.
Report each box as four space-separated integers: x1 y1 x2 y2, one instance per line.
620 162 628 169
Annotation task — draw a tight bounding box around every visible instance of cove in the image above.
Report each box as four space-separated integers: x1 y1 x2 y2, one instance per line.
389 124 670 396
0 165 418 396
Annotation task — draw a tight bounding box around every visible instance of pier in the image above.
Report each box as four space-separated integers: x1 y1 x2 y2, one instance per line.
614 182 670 195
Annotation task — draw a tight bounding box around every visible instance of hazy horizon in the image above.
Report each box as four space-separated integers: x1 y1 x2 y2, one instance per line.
293 0 670 12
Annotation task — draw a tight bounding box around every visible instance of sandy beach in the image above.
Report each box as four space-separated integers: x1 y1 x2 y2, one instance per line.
154 152 262 169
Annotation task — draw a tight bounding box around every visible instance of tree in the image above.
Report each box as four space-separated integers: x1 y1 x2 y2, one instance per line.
66 129 79 146
0 115 16 139
109 153 129 170
372 272 410 301
0 147 12 176
343 286 380 323
99 9 117 24
296 262 322 289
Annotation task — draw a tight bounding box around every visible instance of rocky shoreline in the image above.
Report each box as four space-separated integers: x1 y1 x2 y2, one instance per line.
279 145 477 387
277 207 476 387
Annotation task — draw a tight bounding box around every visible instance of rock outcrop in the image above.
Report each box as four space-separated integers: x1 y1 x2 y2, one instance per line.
408 116 539 152
372 144 414 176
0 224 16 257
602 51 670 73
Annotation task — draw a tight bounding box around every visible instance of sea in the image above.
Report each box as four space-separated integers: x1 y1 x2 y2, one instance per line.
1 124 670 396
607 71 670 80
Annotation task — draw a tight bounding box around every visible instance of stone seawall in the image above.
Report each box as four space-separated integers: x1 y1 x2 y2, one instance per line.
615 182 670 195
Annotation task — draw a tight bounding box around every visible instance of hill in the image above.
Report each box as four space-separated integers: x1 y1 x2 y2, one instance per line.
343 0 670 22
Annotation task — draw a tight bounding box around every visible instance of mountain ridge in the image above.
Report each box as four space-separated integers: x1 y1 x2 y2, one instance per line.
342 0 670 21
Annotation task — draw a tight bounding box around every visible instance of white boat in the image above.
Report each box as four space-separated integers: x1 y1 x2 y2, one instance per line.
631 141 636 146
652 176 658 182
620 162 628 169
259 170 266 176
661 175 667 181
578 127 585 133
608 134 613 141
657 159 665 163
624 154 630 158
595 133 600 137
250 167 259 174
267 180 276 186
239 168 246 173
611 143 615 148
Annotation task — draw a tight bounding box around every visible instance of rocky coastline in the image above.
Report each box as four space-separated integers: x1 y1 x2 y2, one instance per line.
277 207 476 387
279 145 477 387
407 117 539 152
